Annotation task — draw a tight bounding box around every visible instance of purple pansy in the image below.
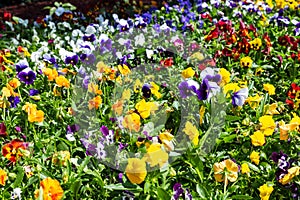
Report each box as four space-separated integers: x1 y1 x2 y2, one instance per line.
8 96 20 108
65 54 79 66
82 34 96 42
15 59 29 73
232 88 248 107
18 68 36 85
29 89 39 96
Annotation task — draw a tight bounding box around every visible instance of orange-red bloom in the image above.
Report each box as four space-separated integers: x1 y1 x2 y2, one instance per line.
35 177 64 200
2 139 27 163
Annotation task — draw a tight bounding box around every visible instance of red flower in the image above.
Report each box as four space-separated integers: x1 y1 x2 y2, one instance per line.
160 57 173 67
216 20 232 33
204 27 219 42
201 13 212 22
0 123 7 137
2 139 27 163
278 35 291 46
286 99 294 109
3 12 12 21
287 83 300 99
238 21 251 39
237 38 251 54
0 122 7 137
263 33 272 47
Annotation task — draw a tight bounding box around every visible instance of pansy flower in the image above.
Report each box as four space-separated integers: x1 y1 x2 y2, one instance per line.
65 54 79 66
2 139 28 163
8 96 20 108
82 34 96 42
15 59 29 73
125 158 147 184
232 88 249 107
34 177 64 200
0 122 7 137
18 68 36 85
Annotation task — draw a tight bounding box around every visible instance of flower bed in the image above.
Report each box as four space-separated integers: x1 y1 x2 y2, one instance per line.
0 0 300 199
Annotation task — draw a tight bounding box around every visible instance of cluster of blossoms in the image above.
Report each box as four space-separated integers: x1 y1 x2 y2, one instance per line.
271 151 299 199
286 82 300 109
0 0 299 199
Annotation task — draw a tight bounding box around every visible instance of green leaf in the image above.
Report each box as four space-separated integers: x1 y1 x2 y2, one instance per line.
54 2 61 7
231 195 253 199
71 180 82 200
104 183 143 192
13 166 24 188
77 156 91 176
196 184 208 199
248 162 260 172
156 187 171 199
223 134 237 143
225 115 241 122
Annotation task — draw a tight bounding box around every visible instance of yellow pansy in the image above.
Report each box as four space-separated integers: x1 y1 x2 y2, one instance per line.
118 64 131 76
134 79 142 93
143 143 169 168
259 115 275 136
250 130 265 146
213 159 239 183
259 184 274 200
183 121 199 145
249 38 262 50
240 56 253 68
241 163 250 174
135 99 158 119
250 151 260 165
263 84 275 95
182 67 195 79
219 68 231 86
150 82 162 99
122 88 131 100
246 94 262 109
122 113 141 132
125 158 147 184
279 166 300 185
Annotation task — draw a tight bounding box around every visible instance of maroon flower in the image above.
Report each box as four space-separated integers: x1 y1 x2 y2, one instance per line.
0 122 7 137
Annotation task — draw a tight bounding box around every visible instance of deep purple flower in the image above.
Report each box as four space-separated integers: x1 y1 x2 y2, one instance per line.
275 169 288 181
0 122 7 137
185 189 193 200
278 158 290 170
118 173 123 183
197 78 210 100
80 54 87 61
67 124 80 134
86 143 97 156
8 96 20 108
82 54 96 65
205 74 221 83
83 76 90 89
118 142 128 152
271 151 289 164
43 54 56 64
15 59 29 73
172 183 184 200
29 89 39 96
18 68 36 85
142 84 151 98
291 183 299 199
82 34 96 42
232 88 248 107
100 125 109 137
65 54 79 66
178 80 199 99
